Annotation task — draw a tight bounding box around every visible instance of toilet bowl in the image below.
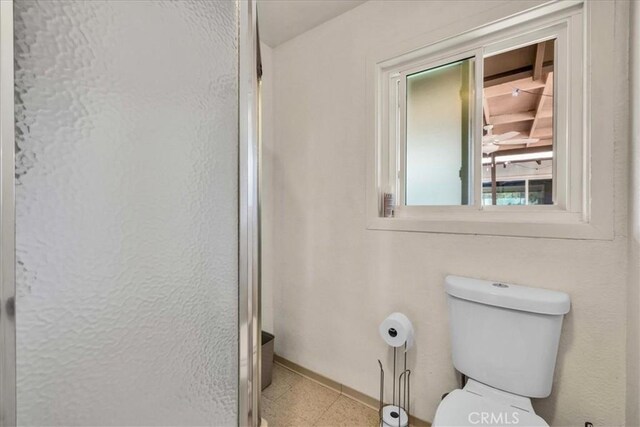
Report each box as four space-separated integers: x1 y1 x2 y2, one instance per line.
433 276 570 427
433 379 547 427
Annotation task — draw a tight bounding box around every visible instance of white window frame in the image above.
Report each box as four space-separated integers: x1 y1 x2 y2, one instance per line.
366 0 614 240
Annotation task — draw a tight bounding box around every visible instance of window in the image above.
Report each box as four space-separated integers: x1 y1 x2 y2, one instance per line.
386 34 560 214
366 1 616 239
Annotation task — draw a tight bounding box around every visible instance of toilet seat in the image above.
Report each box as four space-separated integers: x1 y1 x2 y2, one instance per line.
433 379 548 427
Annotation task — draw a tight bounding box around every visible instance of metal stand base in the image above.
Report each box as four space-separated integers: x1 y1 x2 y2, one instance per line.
380 405 409 427
378 344 411 427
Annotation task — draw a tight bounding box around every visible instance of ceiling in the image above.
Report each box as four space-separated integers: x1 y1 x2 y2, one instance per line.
257 0 367 47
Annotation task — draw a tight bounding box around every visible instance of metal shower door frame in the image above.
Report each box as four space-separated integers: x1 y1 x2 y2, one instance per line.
239 0 262 426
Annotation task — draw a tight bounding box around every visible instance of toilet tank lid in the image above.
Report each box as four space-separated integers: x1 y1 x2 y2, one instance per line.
445 275 570 315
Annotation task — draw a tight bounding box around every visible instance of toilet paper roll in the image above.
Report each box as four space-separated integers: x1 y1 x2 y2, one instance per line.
379 312 414 349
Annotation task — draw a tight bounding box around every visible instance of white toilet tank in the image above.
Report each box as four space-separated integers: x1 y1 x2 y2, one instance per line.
445 275 570 398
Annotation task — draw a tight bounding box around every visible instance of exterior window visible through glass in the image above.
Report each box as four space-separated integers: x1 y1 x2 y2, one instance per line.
482 39 555 205
405 58 474 206
482 181 526 205
529 179 553 204
481 178 552 206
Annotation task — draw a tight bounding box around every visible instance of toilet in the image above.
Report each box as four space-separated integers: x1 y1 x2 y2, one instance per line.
433 275 570 427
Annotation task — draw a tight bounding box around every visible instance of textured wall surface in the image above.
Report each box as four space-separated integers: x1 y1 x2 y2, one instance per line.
264 1 630 425
14 1 238 425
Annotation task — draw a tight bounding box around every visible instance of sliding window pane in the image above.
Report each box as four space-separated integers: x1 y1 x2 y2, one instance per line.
405 58 474 206
482 39 555 205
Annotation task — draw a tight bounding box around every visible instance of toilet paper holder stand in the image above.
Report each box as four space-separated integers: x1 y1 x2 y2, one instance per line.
378 343 411 427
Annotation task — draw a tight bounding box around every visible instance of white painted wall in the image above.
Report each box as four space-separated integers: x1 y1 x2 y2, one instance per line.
264 1 630 425
261 41 275 334
627 1 640 425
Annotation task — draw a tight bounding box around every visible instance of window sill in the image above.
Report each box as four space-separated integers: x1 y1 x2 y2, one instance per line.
366 214 613 240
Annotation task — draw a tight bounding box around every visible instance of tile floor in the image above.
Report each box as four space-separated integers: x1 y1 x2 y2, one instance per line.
262 363 380 427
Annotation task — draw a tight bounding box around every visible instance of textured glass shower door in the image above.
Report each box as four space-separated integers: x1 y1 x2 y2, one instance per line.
11 1 249 425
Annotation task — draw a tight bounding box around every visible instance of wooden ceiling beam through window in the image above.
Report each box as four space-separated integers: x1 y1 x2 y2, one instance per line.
533 42 546 81
529 71 553 138
483 97 492 125
531 127 553 140
483 76 546 98
491 111 536 125
484 65 554 88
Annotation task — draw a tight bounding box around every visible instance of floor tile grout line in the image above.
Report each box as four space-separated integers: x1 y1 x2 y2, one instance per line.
268 365 302 403
310 392 342 427
270 383 292 403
